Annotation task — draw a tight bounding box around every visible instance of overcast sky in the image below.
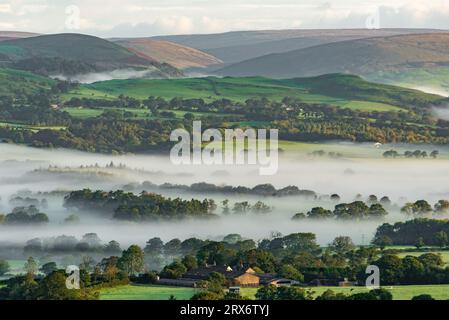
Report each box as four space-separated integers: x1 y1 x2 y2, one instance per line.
1 0 449 37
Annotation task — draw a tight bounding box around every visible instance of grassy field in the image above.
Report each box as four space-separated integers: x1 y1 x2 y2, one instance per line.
61 75 421 112
241 285 449 300
99 285 198 300
98 284 449 300
62 106 237 120
368 68 449 96
0 121 66 132
61 107 104 119
0 68 55 96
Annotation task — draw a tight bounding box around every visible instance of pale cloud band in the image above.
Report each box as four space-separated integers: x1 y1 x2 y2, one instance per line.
0 0 449 36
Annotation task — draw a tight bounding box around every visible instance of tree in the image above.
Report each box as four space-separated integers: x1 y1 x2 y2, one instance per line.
412 294 434 300
79 256 95 272
181 255 198 271
415 237 425 249
282 233 320 253
349 288 392 300
24 257 38 275
435 231 448 248
64 214 80 224
316 289 347 300
164 239 182 257
104 240 121 254
379 196 391 206
0 259 10 276
81 233 102 248
307 207 333 219
161 261 187 279
223 234 243 244
383 150 399 158
221 200 230 215
401 256 425 284
292 212 306 220
255 285 277 300
35 270 97 300
434 200 449 214
144 237 164 255
118 245 145 275
255 285 308 300
330 236 355 255
180 238 204 255
333 201 370 220
418 253 444 269
233 201 251 214
40 262 57 276
402 200 432 216
368 203 388 218
375 255 403 285
278 264 304 282
430 150 439 159
367 195 378 204
330 194 341 202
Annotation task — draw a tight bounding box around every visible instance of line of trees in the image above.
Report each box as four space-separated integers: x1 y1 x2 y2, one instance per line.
293 201 388 220
64 189 218 221
383 149 439 158
373 218 449 247
0 205 49 225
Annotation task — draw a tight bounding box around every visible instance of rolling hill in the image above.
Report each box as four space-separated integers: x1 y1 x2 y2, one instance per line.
154 29 447 67
0 68 56 96
0 33 182 77
216 33 449 80
0 31 39 41
62 74 443 111
114 38 222 69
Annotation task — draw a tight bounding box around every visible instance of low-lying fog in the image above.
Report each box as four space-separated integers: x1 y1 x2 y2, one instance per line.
51 68 162 84
1 143 449 247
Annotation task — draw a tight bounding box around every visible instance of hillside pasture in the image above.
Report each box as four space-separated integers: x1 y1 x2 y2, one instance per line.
62 76 411 112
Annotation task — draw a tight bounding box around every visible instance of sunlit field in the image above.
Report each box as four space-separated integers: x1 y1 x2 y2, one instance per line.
98 284 449 300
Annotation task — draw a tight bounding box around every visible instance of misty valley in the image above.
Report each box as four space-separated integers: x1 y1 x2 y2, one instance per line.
2 17 449 303
1 142 449 301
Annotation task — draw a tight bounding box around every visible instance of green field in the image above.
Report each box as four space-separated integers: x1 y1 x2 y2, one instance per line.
62 106 236 120
98 284 449 300
0 121 66 132
61 75 433 112
368 68 449 96
99 285 198 300
242 285 449 300
0 68 55 96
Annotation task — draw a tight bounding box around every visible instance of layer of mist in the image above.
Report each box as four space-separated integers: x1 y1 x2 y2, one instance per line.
432 106 449 120
51 68 160 84
1 143 449 247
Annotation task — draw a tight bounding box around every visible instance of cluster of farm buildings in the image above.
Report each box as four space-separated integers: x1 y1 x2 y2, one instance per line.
157 265 356 289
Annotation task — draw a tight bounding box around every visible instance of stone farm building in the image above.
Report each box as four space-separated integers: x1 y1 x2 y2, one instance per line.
157 265 299 288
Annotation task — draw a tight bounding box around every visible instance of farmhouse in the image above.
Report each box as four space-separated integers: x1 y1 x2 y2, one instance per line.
184 265 261 287
157 264 299 288
156 263 303 289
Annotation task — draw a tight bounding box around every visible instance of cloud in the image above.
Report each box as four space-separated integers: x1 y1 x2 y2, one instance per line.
16 4 48 16
3 0 449 36
100 15 229 37
376 2 449 29
0 4 12 13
